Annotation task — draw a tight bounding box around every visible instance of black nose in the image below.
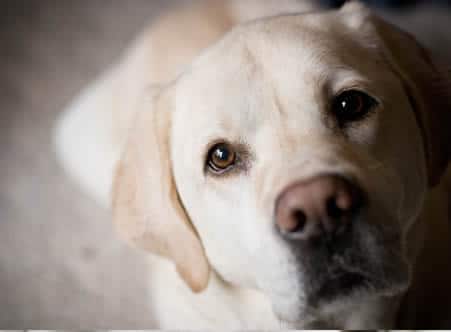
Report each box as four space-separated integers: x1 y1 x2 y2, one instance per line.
275 175 365 241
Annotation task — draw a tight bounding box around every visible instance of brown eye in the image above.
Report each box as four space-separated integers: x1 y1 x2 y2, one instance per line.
332 90 377 125
207 143 236 173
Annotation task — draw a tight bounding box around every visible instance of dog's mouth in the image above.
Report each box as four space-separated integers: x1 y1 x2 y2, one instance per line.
304 250 410 309
295 220 411 306
315 270 369 300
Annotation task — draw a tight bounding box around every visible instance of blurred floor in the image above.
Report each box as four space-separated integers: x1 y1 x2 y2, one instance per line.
0 0 450 328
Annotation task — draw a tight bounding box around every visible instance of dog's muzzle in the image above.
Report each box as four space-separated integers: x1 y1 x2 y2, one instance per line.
273 174 409 305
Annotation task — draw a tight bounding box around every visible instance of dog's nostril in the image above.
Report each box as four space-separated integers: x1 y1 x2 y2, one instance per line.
289 209 307 233
326 196 345 219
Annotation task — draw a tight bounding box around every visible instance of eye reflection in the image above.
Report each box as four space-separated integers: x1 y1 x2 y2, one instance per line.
332 90 378 125
207 143 236 173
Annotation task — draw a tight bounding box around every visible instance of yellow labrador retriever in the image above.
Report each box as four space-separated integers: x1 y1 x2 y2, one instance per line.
54 0 451 329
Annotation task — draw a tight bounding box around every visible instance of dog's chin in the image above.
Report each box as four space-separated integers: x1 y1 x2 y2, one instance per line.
272 268 410 328
274 265 409 326
305 218 411 304
276 221 412 323
266 254 410 328
304 242 411 310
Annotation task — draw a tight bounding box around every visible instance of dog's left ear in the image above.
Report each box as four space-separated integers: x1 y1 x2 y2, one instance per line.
112 86 210 292
341 1 451 187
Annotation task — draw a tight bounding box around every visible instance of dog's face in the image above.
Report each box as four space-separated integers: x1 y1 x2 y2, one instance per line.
113 2 451 324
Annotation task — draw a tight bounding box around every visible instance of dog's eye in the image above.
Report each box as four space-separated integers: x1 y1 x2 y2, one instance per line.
207 143 236 173
332 90 377 125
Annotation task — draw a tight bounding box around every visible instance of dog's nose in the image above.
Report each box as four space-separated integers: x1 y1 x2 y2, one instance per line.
275 175 364 240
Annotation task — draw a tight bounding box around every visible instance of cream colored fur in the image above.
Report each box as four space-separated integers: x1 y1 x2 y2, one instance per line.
54 0 451 329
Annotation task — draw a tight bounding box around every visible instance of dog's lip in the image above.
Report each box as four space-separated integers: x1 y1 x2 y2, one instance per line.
309 270 371 306
323 271 367 292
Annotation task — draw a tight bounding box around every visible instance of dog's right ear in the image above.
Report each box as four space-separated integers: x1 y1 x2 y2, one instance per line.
112 86 210 292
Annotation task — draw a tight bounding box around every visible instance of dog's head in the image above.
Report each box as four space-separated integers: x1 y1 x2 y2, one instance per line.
113 2 451 324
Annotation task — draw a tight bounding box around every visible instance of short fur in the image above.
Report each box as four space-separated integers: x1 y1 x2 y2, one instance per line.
54 0 451 329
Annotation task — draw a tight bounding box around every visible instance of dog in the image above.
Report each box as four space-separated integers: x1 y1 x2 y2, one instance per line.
54 0 451 329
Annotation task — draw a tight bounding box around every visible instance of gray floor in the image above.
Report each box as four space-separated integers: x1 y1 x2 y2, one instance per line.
0 0 450 328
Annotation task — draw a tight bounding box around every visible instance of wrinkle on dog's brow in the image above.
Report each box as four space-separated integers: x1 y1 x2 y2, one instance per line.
241 43 265 94
273 88 287 118
242 40 288 120
242 42 261 75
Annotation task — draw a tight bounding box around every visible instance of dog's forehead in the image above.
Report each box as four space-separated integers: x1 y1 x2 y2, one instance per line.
176 12 373 107
173 12 381 143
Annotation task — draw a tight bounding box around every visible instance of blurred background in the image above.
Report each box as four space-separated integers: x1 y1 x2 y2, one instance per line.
1 0 451 328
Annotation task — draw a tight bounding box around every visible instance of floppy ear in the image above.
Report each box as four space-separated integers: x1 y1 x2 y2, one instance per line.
112 86 210 292
341 1 451 187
